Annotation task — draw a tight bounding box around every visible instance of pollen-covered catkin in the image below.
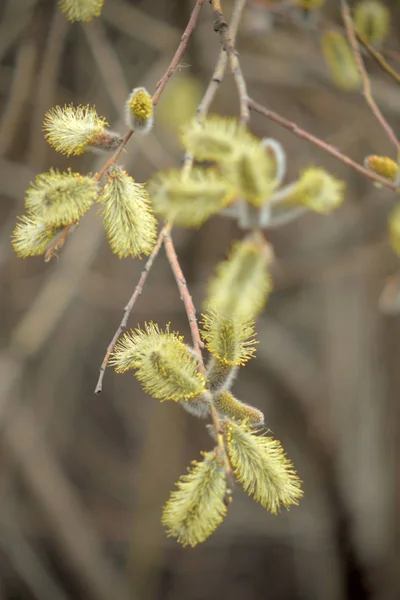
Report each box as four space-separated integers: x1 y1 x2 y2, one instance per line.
24 169 97 227
110 323 207 401
98 166 157 258
125 87 154 134
58 0 104 22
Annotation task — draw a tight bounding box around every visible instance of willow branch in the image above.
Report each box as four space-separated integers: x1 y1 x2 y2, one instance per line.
94 223 171 394
356 31 400 87
248 98 399 191
340 0 400 152
210 0 249 125
163 230 234 492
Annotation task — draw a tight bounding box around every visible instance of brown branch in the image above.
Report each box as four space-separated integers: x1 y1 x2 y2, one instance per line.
210 0 249 125
163 230 234 491
248 98 399 191
152 0 206 105
356 31 400 87
340 0 400 152
94 223 171 394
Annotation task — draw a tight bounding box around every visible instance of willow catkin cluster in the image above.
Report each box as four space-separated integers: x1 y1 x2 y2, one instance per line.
111 297 303 547
12 89 157 260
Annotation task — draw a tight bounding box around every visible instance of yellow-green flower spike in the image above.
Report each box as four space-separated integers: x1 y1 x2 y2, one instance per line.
43 105 109 156
205 236 273 319
98 166 157 258
226 422 303 514
201 309 257 367
58 0 104 22
214 390 264 426
125 87 154 134
162 451 228 547
389 204 400 256
181 115 253 163
322 31 362 91
110 322 207 401
354 1 390 46
11 214 60 258
24 169 97 227
148 168 234 228
365 155 398 180
222 141 278 207
290 168 345 214
291 0 325 7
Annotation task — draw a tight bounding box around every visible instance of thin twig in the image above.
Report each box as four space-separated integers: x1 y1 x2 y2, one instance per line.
210 0 249 125
152 0 206 106
196 0 247 120
356 31 400 87
94 223 171 394
248 98 399 191
340 0 400 152
163 230 234 491
163 231 205 364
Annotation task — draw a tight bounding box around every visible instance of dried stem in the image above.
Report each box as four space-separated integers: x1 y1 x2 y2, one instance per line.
248 98 399 191
356 31 400 87
94 223 171 394
210 0 249 125
340 0 400 152
163 230 234 491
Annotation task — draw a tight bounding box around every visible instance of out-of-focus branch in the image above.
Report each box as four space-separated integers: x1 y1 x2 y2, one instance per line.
340 0 400 152
210 0 249 124
248 98 399 191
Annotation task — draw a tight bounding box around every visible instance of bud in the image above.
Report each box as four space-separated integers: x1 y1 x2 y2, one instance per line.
125 87 154 134
364 155 398 180
24 169 97 227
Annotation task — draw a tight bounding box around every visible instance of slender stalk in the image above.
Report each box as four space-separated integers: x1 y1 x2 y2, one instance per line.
248 98 399 191
340 0 400 152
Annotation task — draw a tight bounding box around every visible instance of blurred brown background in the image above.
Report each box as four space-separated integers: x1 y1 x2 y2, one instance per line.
0 0 399 599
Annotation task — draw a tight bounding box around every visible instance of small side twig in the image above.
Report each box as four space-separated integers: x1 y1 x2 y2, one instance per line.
356 31 400 87
210 0 249 125
94 223 171 394
340 0 400 152
248 98 399 191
